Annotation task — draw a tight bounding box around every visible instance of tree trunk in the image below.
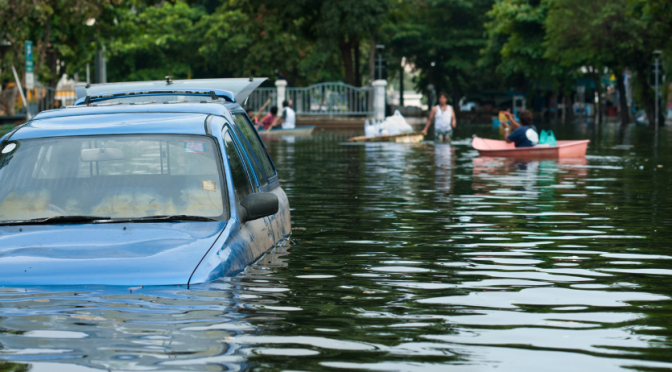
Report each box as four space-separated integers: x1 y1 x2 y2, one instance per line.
449 71 461 117
353 36 361 87
368 37 375 84
399 66 404 107
633 63 656 129
590 70 603 125
566 92 575 122
615 69 630 125
339 35 354 86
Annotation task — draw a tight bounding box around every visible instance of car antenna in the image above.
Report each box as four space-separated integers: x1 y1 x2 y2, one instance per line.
165 76 173 85
209 91 218 100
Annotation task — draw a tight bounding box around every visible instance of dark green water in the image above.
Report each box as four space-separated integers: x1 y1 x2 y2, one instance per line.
1 122 671 372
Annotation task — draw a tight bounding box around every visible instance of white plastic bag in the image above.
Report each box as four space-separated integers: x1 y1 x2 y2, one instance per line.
364 119 377 138
384 110 413 136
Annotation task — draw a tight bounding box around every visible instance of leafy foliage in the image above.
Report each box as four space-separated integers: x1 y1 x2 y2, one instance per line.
1 0 670 119
0 0 119 86
388 0 496 101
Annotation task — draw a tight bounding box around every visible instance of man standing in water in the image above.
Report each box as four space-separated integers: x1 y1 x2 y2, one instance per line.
421 92 456 142
270 100 296 130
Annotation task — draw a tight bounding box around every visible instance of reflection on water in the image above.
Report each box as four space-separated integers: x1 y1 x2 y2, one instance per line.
1 123 672 371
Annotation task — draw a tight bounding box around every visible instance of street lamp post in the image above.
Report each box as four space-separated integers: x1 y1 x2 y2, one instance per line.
376 45 385 81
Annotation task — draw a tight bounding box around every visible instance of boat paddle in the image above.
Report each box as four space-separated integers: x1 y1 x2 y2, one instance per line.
254 98 272 122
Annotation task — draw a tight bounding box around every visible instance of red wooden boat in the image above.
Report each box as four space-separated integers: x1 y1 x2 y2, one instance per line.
472 137 590 159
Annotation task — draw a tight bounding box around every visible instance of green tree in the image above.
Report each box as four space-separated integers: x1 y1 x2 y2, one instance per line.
481 0 554 84
543 0 641 124
389 0 495 105
262 0 392 87
197 1 332 86
627 0 672 127
105 1 205 81
0 0 118 88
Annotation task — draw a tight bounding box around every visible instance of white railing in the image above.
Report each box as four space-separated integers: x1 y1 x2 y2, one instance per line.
245 82 376 118
244 88 277 115
287 82 373 117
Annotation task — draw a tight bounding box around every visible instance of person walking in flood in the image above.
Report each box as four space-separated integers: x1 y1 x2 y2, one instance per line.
421 92 456 142
501 110 539 147
269 100 296 131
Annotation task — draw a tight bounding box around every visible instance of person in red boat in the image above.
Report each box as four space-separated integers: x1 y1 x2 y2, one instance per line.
260 106 278 130
501 110 539 148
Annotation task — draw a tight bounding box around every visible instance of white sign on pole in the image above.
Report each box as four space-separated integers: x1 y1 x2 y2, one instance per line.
25 40 34 89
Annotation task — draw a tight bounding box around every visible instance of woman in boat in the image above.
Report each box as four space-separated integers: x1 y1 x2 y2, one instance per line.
260 106 278 130
421 92 456 142
501 110 539 147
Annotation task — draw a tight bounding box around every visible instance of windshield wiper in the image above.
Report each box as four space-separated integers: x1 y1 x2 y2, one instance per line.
0 215 112 225
111 215 218 223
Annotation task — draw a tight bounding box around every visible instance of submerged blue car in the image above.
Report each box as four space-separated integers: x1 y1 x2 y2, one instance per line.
0 78 291 286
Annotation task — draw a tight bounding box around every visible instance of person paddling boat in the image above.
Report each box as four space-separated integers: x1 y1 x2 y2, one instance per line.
501 110 539 148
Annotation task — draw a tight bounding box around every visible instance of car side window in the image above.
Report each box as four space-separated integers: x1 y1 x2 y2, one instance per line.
223 132 253 207
229 126 266 188
232 114 277 179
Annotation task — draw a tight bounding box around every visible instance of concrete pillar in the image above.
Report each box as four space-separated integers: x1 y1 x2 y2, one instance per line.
372 79 387 120
275 80 287 109
94 47 106 84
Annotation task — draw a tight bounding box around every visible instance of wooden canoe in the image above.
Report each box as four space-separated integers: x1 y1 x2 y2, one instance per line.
259 125 316 136
472 137 589 158
348 132 424 143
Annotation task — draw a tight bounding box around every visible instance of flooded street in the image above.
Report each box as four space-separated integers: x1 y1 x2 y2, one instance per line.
1 122 671 371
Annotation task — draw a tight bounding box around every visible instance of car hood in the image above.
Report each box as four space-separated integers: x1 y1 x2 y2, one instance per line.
0 222 226 286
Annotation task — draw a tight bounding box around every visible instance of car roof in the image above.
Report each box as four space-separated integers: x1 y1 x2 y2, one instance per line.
10 102 245 140
74 77 266 104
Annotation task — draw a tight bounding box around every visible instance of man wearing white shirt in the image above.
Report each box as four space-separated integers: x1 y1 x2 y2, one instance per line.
270 100 296 130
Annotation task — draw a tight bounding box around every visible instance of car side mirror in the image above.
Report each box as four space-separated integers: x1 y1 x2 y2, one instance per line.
240 193 278 222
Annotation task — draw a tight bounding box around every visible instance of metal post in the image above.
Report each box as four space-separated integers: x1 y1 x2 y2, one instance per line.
376 45 384 81
399 66 404 107
86 63 90 84
11 65 30 121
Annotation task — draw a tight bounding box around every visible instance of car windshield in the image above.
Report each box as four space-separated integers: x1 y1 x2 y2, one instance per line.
0 134 227 222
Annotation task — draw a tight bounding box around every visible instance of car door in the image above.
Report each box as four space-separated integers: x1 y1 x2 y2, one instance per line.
231 113 289 241
226 126 277 247
222 129 274 257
